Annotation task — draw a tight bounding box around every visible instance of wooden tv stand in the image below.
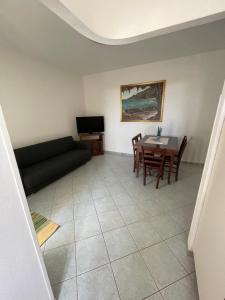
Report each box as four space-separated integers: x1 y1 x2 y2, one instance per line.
79 133 104 156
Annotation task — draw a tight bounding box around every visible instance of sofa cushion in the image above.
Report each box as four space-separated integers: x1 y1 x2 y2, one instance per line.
14 136 75 168
22 149 91 191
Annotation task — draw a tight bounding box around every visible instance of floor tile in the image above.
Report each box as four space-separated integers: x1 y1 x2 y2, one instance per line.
27 155 202 300
156 195 183 213
98 209 125 232
165 232 195 273
74 200 96 218
111 252 157 300
160 275 199 300
76 235 109 275
27 192 53 214
169 204 194 230
91 187 109 200
141 242 187 289
74 189 92 202
104 175 120 186
28 185 54 205
112 193 135 207
52 277 77 300
136 198 166 217
118 205 145 225
45 220 74 250
94 196 117 214
104 227 137 261
75 214 101 241
108 183 126 196
53 193 75 208
55 181 73 198
44 244 76 285
190 272 199 295
128 220 162 250
150 215 185 240
145 293 163 300
77 264 119 300
51 201 74 224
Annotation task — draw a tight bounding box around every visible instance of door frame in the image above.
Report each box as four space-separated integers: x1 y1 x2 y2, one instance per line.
188 81 225 250
0 105 53 299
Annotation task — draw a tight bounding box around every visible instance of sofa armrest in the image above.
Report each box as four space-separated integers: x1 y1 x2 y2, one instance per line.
73 140 90 150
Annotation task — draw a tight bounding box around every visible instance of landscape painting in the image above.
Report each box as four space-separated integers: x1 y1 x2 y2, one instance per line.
121 80 165 122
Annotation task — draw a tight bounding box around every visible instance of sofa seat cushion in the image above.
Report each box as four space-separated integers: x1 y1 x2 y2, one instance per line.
22 149 91 191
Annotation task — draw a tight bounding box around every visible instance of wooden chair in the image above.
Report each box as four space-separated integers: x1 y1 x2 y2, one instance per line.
165 136 187 181
142 147 166 189
132 133 142 174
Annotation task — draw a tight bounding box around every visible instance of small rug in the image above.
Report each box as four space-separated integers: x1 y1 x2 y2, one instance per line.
31 212 60 246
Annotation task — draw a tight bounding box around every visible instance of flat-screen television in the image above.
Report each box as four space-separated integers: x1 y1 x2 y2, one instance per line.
76 116 104 134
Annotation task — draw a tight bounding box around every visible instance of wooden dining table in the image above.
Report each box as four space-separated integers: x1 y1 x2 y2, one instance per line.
135 135 179 184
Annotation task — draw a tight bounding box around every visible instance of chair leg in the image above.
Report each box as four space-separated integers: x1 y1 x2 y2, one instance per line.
136 159 140 177
156 173 160 189
161 164 164 180
143 165 146 185
168 155 174 184
175 166 179 181
157 164 164 188
133 156 136 172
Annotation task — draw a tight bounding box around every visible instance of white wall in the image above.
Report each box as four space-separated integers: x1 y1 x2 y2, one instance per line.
0 46 85 149
0 105 53 300
83 50 225 163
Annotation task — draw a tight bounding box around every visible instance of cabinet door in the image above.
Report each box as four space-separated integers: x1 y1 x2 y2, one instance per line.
92 141 101 155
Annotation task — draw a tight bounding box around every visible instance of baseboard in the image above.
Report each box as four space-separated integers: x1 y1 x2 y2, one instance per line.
182 161 204 166
105 150 132 157
105 150 204 165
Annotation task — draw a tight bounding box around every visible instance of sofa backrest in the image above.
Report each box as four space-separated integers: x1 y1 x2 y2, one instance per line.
14 136 74 169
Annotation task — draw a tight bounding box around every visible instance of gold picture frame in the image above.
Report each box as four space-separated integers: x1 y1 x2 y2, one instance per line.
120 80 166 122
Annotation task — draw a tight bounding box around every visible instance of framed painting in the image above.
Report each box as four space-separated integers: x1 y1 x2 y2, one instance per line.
120 80 166 122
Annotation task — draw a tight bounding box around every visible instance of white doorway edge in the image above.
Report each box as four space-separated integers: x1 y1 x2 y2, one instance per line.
0 105 53 299
188 80 225 250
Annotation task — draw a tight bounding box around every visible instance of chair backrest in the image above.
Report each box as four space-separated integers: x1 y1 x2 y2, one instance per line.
177 136 187 164
132 133 142 148
142 147 166 167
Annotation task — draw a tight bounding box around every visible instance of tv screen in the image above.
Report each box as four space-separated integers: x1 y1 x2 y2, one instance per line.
76 116 104 134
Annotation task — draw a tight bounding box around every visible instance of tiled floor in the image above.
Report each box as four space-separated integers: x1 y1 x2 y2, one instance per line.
27 154 202 300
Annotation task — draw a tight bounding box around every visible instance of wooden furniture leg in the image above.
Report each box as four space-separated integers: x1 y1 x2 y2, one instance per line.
133 153 136 172
175 167 179 181
136 148 140 177
156 173 161 189
143 164 147 185
168 154 174 184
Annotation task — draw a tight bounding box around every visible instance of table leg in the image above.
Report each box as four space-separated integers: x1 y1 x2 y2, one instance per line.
168 154 174 184
136 148 140 178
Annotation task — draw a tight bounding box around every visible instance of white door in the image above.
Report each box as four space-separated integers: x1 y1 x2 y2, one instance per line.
0 105 53 300
188 81 225 300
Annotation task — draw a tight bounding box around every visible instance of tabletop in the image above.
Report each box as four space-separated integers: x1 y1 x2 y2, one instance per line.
136 135 179 154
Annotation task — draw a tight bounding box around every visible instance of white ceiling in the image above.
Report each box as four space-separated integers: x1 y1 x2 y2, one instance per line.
44 0 225 42
0 0 225 75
